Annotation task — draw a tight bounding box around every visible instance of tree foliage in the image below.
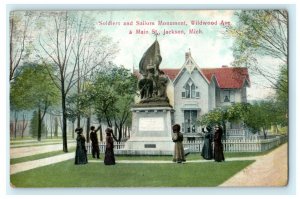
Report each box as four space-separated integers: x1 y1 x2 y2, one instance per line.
85 64 138 141
227 10 288 92
198 101 286 137
275 65 288 125
10 63 59 140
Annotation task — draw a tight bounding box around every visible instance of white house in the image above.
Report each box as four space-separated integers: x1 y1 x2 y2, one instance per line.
134 51 250 140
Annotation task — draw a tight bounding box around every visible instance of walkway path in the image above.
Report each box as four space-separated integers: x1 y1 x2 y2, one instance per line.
88 156 258 164
220 143 288 187
10 153 75 175
10 141 75 148
10 153 258 175
10 142 76 159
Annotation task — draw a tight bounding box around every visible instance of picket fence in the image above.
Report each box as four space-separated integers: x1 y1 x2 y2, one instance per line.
86 141 125 154
85 135 287 154
184 135 287 153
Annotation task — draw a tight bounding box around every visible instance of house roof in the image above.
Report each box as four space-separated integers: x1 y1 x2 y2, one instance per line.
161 69 180 81
133 66 250 89
201 67 250 89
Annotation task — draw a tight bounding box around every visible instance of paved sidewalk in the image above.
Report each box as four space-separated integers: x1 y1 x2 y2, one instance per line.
10 153 75 175
89 156 258 164
10 153 258 175
219 143 288 187
10 141 73 148
10 138 62 143
10 142 76 159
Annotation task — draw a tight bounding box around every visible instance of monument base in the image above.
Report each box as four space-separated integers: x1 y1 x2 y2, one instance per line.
116 106 175 156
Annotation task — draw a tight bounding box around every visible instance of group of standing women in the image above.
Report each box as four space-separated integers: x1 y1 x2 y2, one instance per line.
172 123 225 163
75 123 224 165
201 125 225 162
74 127 115 166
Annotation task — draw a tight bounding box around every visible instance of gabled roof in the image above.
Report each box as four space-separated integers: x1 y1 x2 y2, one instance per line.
133 67 250 89
201 67 250 89
161 69 180 81
172 54 210 85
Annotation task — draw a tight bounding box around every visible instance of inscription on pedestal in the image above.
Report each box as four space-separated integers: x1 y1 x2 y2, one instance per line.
144 144 156 148
139 117 164 131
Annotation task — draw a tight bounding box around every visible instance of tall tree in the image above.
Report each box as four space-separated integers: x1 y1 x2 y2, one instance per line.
86 64 137 141
38 11 117 152
243 101 278 138
10 63 59 141
275 66 288 126
9 11 37 81
227 10 288 91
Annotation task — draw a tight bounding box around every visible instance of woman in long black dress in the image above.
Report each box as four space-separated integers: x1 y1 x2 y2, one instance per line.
213 125 225 162
74 127 88 165
104 128 116 165
201 126 213 160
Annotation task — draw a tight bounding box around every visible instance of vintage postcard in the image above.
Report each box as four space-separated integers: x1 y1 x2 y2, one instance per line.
9 9 288 189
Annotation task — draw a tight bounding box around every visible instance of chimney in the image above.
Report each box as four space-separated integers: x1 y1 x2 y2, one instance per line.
222 65 228 68
185 48 191 60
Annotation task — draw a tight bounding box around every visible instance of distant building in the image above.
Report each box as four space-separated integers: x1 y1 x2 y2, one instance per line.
134 51 251 140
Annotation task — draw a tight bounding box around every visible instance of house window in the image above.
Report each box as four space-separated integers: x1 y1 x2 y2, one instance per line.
191 84 196 98
183 79 199 99
223 90 231 102
185 84 191 98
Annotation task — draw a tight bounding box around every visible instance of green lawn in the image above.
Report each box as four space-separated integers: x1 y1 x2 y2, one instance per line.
10 159 254 187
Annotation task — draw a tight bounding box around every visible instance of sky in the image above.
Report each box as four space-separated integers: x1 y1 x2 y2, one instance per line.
12 10 284 101
91 10 282 101
93 10 235 69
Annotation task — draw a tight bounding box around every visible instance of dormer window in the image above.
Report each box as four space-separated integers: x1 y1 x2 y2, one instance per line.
182 79 200 99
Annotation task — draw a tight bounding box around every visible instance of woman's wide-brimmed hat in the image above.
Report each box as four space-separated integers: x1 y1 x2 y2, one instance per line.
105 127 113 135
75 127 83 134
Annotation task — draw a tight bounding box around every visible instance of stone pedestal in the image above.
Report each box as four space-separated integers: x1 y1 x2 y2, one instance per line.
116 106 175 155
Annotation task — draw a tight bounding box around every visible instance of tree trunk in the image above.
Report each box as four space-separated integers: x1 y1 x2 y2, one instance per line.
77 115 81 128
263 128 267 139
125 126 127 138
99 124 103 142
86 116 90 143
37 107 42 141
54 117 58 137
72 121 75 139
61 91 68 152
9 17 14 81
50 114 53 139
21 113 27 138
118 123 123 142
10 123 14 138
14 111 18 139
113 125 118 142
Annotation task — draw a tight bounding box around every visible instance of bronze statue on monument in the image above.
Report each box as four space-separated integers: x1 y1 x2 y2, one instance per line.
136 38 171 107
